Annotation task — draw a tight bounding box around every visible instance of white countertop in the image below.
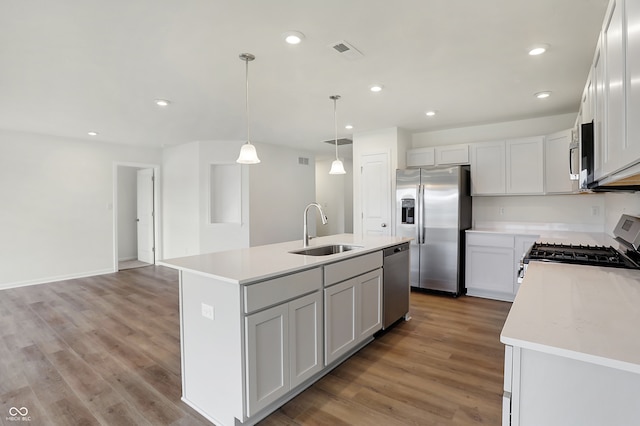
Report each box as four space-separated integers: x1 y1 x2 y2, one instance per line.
501 261 640 374
160 233 411 285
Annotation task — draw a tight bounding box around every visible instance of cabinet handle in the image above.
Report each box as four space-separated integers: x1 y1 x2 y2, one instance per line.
381 223 387 228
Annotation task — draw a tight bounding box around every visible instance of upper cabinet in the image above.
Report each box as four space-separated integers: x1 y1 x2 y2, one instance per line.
545 130 577 194
586 0 640 183
506 136 545 195
407 144 469 168
470 137 544 196
625 0 640 166
470 141 506 195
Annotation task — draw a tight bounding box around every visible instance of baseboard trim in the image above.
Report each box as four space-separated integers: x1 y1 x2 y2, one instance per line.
0 269 114 291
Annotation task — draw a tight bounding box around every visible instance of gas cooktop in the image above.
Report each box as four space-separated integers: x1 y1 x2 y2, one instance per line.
525 242 640 269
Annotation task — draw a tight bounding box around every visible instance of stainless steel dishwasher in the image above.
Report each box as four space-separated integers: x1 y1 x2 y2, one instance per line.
382 242 410 329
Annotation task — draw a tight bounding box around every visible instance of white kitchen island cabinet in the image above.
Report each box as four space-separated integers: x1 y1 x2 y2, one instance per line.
324 251 383 365
501 262 640 425
161 234 410 426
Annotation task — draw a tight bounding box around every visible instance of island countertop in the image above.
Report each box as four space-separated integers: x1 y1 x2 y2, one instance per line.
159 233 411 285
501 261 640 374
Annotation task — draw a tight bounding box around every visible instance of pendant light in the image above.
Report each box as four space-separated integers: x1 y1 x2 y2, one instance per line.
236 53 261 164
329 95 346 175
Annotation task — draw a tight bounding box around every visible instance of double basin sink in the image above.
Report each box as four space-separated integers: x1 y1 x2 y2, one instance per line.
289 244 363 256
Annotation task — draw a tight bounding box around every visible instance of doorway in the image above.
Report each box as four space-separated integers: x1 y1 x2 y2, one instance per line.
114 163 159 271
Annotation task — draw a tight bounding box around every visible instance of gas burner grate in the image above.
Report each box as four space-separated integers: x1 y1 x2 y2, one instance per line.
525 242 639 269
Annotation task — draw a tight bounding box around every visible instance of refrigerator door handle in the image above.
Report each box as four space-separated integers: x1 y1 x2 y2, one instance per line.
415 184 421 244
417 184 425 244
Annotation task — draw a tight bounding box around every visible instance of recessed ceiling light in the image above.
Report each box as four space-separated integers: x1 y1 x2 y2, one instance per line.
282 31 305 45
155 99 170 106
88 131 98 136
528 44 549 56
426 111 437 117
369 84 383 93
345 124 353 130
535 91 552 99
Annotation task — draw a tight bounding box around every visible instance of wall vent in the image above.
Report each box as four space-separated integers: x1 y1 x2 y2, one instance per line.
298 157 310 166
329 40 364 60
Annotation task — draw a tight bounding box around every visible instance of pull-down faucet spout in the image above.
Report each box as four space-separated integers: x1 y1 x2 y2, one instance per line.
303 203 328 247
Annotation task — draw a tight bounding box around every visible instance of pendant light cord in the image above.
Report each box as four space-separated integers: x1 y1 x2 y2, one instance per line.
334 97 338 159
245 57 250 144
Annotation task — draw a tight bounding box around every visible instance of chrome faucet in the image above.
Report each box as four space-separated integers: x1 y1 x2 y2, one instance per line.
303 203 328 247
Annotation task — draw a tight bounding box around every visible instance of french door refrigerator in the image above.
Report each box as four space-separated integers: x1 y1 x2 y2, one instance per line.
395 166 471 296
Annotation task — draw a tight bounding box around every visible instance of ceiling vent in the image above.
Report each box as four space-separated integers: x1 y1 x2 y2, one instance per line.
329 40 364 60
323 138 353 146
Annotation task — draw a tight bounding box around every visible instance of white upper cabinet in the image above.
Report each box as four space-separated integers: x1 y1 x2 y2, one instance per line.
625 0 640 164
407 144 469 168
406 147 435 167
435 144 469 165
470 141 506 195
545 130 577 194
506 137 545 195
602 0 626 176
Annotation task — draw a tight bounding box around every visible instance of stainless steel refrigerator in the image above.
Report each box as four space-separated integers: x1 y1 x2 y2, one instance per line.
395 166 471 295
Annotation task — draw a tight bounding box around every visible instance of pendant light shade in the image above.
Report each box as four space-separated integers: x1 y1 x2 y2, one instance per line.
237 53 260 164
329 159 346 174
329 95 346 175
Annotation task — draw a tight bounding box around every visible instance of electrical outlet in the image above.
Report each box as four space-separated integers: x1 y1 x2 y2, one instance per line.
499 207 505 216
201 303 214 320
591 206 600 216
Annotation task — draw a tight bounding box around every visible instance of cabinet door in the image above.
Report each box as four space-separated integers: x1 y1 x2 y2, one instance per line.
324 278 357 365
289 292 322 389
435 144 469 165
626 0 640 166
506 137 544 194
470 141 506 195
357 268 383 340
245 304 289 416
603 0 626 176
466 245 515 299
594 40 606 180
407 147 435 167
545 130 576 194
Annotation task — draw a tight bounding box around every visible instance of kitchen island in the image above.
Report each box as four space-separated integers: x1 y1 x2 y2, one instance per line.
160 234 411 426
500 261 640 425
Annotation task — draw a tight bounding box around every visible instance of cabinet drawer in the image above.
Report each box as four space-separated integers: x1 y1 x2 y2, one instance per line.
466 233 514 248
244 268 322 314
324 251 383 287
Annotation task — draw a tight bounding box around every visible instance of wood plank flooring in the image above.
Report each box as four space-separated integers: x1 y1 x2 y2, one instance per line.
0 266 511 425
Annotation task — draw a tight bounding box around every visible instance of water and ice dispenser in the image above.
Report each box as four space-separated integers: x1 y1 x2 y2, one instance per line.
401 198 415 224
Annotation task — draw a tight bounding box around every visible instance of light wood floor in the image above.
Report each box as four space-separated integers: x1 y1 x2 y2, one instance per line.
0 266 511 425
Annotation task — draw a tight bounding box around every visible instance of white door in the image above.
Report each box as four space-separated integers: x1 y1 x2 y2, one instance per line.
136 168 155 264
360 152 391 236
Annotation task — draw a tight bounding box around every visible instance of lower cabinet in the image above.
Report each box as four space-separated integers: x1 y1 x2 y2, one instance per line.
245 291 322 416
324 268 382 365
466 232 538 302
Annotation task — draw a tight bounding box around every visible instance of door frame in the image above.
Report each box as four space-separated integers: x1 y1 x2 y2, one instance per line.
112 162 161 272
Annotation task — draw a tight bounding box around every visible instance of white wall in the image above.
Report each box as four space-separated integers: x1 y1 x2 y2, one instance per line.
162 142 201 259
473 194 606 231
117 166 138 260
412 113 577 147
315 159 353 237
248 142 316 246
603 193 640 236
198 141 250 254
0 129 161 289
162 140 316 256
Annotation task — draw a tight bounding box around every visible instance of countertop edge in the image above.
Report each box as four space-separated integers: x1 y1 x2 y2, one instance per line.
159 235 412 285
500 334 640 375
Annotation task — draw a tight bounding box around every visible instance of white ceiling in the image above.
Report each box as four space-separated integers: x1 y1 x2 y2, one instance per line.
0 0 609 158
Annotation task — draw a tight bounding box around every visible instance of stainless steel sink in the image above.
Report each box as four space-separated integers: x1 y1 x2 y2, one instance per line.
289 244 363 256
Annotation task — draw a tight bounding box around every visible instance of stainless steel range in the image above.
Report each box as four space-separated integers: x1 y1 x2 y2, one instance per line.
519 214 640 282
